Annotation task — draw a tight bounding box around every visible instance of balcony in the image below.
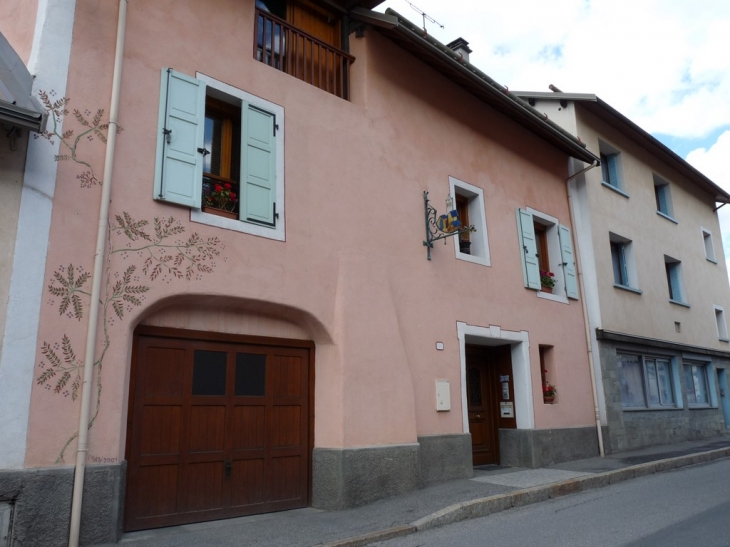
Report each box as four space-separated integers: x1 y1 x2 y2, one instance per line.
254 8 355 100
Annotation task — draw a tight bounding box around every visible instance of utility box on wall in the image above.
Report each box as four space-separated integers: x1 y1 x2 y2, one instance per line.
436 379 451 411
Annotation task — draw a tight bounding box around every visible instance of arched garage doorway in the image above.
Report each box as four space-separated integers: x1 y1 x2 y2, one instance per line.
124 326 314 531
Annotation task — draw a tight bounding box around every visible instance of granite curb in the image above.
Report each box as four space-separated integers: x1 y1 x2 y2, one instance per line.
317 446 730 547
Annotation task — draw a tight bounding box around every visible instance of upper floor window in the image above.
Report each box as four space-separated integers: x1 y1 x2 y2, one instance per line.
516 208 578 302
254 0 354 99
653 175 676 222
599 141 626 196
154 69 285 241
609 232 640 293
702 228 717 263
714 306 728 341
450 177 490 266
664 255 687 306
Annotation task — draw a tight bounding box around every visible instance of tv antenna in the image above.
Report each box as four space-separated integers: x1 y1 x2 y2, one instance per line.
404 1 444 33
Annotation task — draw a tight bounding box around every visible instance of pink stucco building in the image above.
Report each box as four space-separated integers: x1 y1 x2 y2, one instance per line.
0 1 602 544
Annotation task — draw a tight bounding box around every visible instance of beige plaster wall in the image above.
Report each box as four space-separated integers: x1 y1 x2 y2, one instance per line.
22 0 596 467
0 0 39 64
0 129 27 362
576 106 730 348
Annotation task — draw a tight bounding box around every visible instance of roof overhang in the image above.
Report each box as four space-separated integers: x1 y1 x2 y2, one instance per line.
353 9 599 165
516 91 730 204
0 32 47 133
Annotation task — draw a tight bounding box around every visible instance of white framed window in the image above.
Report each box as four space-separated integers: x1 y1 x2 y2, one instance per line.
599 140 627 197
702 228 717 263
515 207 578 303
449 177 490 266
618 352 679 409
664 255 687 306
714 306 728 341
153 69 286 241
653 174 676 223
609 232 640 293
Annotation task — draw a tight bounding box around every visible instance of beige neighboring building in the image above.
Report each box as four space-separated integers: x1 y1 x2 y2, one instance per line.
518 91 730 452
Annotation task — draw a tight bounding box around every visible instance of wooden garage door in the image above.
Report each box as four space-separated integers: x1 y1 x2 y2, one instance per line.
125 330 312 531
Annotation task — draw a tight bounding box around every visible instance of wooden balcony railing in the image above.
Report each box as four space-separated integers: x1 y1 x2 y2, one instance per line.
254 8 355 100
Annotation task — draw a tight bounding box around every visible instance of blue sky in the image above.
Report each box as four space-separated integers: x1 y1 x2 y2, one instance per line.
377 0 730 276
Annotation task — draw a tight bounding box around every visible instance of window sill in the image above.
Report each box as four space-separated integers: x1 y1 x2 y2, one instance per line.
455 250 490 267
536 290 568 304
669 299 690 308
719 338 729 343
687 404 714 410
622 406 681 412
706 257 718 265
656 211 678 224
613 284 642 295
601 181 630 198
191 208 285 241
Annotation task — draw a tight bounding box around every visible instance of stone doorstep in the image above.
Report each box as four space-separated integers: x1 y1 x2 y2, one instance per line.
316 446 730 547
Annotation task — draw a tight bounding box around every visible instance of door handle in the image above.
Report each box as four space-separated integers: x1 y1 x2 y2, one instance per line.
225 461 232 477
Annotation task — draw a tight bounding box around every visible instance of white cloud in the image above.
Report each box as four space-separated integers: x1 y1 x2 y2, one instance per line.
377 0 730 138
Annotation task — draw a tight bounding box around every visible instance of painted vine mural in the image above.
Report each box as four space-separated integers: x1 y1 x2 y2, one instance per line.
35 92 224 463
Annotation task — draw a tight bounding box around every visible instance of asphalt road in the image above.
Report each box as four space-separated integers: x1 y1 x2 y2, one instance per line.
373 458 730 547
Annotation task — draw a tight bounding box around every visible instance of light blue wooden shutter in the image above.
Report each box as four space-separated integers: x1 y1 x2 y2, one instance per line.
153 69 206 207
516 209 540 290
241 103 276 225
607 155 619 188
668 263 681 301
559 224 579 299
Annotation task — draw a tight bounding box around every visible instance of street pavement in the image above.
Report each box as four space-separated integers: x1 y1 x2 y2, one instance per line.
95 435 730 547
371 456 730 547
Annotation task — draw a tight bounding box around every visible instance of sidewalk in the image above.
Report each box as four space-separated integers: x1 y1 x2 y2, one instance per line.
100 435 730 547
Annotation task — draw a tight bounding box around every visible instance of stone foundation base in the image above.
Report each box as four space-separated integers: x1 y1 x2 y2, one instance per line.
0 463 125 547
499 426 606 468
312 433 473 510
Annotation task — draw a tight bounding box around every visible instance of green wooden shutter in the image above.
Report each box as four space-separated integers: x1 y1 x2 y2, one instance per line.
241 103 276 225
153 69 206 207
516 209 540 290
559 224 579 299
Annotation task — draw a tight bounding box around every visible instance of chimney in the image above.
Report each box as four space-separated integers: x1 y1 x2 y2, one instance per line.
446 37 472 63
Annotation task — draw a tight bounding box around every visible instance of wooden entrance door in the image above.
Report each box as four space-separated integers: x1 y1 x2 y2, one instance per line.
466 345 515 466
125 329 312 531
466 347 499 466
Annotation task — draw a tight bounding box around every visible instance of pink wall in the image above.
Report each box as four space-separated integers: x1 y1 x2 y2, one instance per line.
0 0 38 64
23 0 594 467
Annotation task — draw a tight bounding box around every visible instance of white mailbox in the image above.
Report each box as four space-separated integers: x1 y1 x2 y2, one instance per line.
436 379 451 411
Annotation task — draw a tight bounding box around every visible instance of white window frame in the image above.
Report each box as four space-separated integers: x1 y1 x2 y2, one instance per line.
701 228 717 264
714 305 728 341
609 232 641 293
191 73 286 241
599 140 628 197
449 177 490 267
653 174 676 223
527 207 568 304
618 351 681 410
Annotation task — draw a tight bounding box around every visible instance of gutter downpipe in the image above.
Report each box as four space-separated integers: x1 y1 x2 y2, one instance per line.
566 160 604 457
68 1 127 545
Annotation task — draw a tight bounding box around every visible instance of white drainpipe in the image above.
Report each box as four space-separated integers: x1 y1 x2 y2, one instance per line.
566 159 605 458
68 1 127 545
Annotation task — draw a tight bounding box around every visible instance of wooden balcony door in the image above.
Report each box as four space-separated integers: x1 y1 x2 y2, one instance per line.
125 329 312 531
